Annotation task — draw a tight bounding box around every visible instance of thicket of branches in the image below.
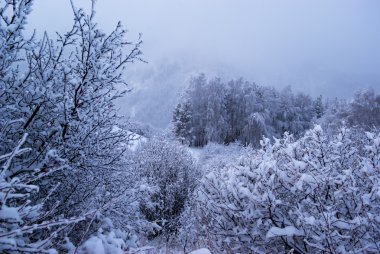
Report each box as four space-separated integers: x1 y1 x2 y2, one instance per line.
182 126 380 253
0 0 147 252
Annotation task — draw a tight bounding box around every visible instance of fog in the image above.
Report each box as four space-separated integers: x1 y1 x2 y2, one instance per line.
28 0 380 128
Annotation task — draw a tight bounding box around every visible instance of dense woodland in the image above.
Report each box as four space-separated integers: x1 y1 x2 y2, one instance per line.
173 74 321 146
173 74 380 147
1 1 380 253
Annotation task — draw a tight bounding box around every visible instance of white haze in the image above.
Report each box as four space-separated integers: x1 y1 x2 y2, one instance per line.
28 0 380 128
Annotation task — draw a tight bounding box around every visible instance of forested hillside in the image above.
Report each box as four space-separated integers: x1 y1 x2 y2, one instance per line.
173 74 380 147
173 74 320 146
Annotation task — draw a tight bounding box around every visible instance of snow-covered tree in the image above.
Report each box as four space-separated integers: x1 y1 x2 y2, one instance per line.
313 95 324 119
347 88 380 130
173 99 193 145
318 89 380 133
204 77 228 144
224 79 245 143
187 74 209 146
1 0 144 249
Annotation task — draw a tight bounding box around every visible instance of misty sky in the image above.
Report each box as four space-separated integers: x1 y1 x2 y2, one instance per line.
27 0 380 127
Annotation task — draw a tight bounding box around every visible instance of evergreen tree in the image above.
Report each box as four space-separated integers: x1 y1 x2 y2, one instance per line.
173 101 192 145
314 95 324 119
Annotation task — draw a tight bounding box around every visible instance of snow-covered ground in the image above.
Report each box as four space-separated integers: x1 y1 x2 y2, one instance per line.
126 246 211 254
127 131 147 151
187 147 203 162
189 248 212 254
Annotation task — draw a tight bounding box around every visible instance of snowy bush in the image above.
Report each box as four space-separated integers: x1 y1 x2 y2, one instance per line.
193 125 380 253
0 134 89 253
133 137 200 238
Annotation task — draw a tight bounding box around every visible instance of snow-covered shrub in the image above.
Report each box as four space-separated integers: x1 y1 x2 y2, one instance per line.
0 134 88 253
193 125 380 253
133 137 199 238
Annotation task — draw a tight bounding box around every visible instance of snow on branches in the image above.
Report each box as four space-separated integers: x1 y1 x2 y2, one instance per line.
193 126 380 253
1 0 144 252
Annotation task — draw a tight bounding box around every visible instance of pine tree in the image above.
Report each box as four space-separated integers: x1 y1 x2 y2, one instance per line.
173 101 192 145
314 95 324 119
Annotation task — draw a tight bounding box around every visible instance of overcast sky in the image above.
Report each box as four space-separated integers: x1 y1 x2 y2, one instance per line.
27 0 380 127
